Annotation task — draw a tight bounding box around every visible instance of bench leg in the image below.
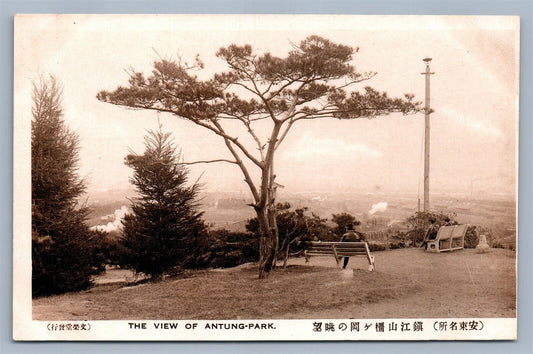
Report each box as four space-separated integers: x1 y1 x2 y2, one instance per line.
368 256 375 272
333 254 340 268
332 246 340 268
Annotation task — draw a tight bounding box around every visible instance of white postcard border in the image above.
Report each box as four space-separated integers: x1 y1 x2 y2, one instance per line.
14 318 517 341
12 13 521 343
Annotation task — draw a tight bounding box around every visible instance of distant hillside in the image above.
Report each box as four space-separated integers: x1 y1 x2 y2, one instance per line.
86 189 516 240
87 186 135 205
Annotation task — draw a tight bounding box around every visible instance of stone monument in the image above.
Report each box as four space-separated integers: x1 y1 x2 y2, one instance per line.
476 234 490 253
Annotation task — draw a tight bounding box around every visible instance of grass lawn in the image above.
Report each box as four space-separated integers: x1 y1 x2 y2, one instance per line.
33 248 516 320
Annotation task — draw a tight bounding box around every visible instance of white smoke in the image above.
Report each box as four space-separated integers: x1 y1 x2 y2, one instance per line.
91 205 130 233
369 202 388 215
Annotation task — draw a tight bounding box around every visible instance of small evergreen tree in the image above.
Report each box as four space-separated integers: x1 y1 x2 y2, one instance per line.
121 125 206 278
32 75 103 297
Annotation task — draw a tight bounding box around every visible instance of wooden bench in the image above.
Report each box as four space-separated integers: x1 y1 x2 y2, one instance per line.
304 241 375 271
426 224 468 253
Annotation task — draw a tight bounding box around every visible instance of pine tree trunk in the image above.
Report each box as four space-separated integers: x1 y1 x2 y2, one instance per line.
254 120 282 279
257 207 278 279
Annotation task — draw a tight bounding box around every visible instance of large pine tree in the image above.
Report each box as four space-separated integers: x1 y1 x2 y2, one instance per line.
32 75 103 297
98 35 420 278
121 125 206 278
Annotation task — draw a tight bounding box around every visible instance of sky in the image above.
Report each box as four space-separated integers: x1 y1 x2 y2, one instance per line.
14 15 519 200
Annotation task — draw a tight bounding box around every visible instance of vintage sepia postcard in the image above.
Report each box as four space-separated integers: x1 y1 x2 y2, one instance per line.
13 14 519 341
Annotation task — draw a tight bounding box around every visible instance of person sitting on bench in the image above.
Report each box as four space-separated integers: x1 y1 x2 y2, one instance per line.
421 219 439 249
340 223 363 269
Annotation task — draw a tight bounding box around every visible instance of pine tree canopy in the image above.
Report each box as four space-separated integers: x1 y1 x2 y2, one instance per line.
32 75 104 297
121 126 206 277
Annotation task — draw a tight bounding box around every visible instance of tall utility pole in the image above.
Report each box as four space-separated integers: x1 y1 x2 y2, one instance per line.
421 58 434 212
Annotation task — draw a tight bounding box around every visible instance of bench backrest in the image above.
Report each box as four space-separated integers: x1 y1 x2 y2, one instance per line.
307 241 369 256
436 224 468 241
436 226 454 241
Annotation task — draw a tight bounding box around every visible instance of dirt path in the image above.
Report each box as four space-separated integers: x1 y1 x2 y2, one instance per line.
283 248 516 318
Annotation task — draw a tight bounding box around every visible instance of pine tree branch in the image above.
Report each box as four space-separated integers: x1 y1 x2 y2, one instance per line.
180 159 238 165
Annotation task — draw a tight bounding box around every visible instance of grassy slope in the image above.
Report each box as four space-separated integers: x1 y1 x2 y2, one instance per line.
33 248 516 320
